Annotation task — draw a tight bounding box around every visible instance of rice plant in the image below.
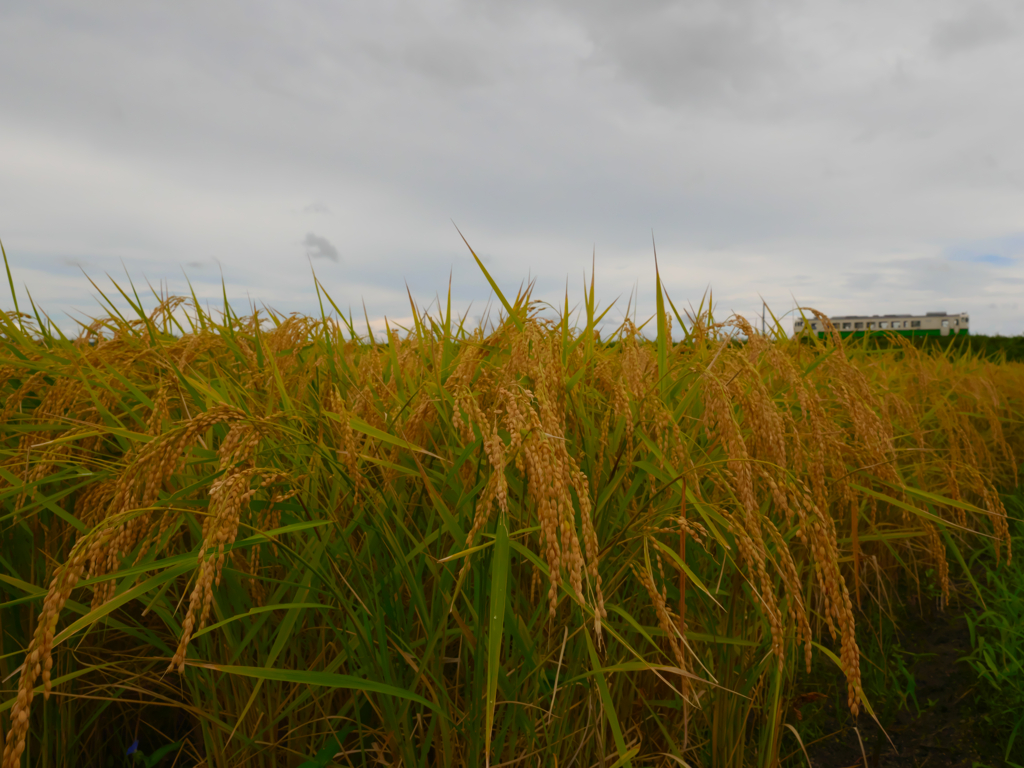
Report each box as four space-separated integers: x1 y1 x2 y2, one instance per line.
1 249 1022 767
961 490 1024 764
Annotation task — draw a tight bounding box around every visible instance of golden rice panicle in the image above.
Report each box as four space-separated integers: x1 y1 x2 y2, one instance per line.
701 373 755 515
810 524 841 637
885 387 926 474
74 480 116 529
803 495 863 711
4 397 253 679
572 462 607 636
81 404 247 607
528 436 563 617
825 371 898 487
729 313 776 376
22 376 82 442
483 421 509 516
537 368 605 630
445 319 605 628
981 483 1013 565
985 368 1020 485
593 405 612 482
455 453 499 584
838 580 864 715
322 384 364 502
0 370 46 424
699 369 788 667
502 386 530 473
1 545 88 768
791 380 830 511
170 427 260 672
632 561 686 672
401 393 438 455
733 518 786 668
145 384 174 437
734 370 787 470
529 563 542 605
618 321 655 402
0 363 16 393
446 335 485 391
254 472 294 559
452 386 484 447
765 521 814 673
455 390 507 557
593 351 633 449
807 309 844 350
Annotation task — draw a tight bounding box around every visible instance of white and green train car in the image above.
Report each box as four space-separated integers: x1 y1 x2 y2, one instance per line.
793 311 970 339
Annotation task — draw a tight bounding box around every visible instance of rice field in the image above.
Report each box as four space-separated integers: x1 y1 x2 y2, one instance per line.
1 252 1022 767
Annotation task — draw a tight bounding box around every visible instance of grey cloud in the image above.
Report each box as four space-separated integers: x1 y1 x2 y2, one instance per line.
931 4 1017 57
304 233 339 262
555 0 792 104
834 252 1018 309
403 40 490 88
896 256 998 296
843 272 882 293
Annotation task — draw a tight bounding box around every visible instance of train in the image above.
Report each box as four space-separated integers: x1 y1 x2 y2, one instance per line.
793 311 970 339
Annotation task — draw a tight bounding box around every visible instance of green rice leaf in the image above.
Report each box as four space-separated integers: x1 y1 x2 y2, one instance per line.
485 518 510 767
585 627 633 768
192 663 443 716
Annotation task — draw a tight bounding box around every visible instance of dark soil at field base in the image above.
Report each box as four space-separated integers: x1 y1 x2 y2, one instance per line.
801 601 1015 768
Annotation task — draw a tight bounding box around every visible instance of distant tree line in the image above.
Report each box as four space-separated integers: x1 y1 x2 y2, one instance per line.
856 333 1024 363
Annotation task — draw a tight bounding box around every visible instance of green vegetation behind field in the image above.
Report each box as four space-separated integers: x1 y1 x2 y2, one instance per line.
837 331 1024 362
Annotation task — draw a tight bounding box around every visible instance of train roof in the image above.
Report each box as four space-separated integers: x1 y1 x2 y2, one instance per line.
811 311 968 320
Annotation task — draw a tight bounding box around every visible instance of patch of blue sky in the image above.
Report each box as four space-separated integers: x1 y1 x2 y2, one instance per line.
946 233 1024 267
952 253 1016 266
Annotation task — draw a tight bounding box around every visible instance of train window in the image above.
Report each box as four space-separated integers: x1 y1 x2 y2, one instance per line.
954 319 959 325
879 322 888 328
941 319 949 327
867 322 875 329
842 322 851 329
854 322 863 329
911 320 921 328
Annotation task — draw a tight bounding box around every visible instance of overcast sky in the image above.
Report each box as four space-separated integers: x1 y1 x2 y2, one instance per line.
2 0 1023 335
